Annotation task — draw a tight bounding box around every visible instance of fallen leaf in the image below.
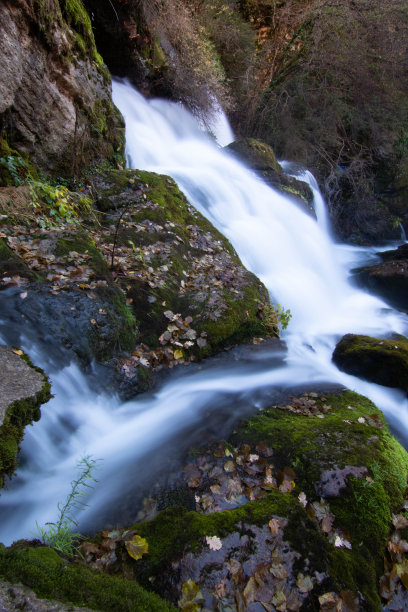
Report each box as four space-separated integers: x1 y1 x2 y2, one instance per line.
298 492 307 507
334 533 352 549
206 535 222 550
178 579 205 612
296 573 313 593
395 559 408 589
392 514 408 530
125 535 149 560
12 349 23 356
269 518 282 534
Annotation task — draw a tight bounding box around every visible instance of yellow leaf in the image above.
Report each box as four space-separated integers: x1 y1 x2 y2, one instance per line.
125 535 149 560
178 579 204 611
395 559 408 589
174 349 183 360
12 349 23 356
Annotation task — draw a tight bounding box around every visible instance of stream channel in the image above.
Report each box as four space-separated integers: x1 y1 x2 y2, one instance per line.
0 80 407 544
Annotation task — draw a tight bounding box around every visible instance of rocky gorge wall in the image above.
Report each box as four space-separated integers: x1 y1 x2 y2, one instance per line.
0 0 124 178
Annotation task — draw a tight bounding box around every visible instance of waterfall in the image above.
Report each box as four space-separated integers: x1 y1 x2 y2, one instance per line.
0 80 408 544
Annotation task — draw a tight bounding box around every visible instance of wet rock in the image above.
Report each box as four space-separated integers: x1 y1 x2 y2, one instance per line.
86 389 408 611
226 138 315 216
0 346 47 427
0 345 50 487
332 333 408 393
353 244 408 311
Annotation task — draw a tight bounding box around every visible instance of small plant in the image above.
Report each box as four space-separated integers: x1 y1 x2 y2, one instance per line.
35 455 99 555
275 303 292 331
29 181 83 224
0 154 29 185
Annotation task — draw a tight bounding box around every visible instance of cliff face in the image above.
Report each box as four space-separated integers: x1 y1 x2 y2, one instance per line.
0 0 124 178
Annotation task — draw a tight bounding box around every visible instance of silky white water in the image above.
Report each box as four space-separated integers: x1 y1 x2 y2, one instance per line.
0 80 407 544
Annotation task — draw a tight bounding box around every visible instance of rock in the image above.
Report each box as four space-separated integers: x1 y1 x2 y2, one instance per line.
0 346 50 487
0 168 279 394
353 244 408 311
226 138 315 216
332 333 408 393
0 0 124 178
0 578 95 612
81 390 408 611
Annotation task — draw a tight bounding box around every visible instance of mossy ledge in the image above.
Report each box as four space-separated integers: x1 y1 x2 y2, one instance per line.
0 545 175 611
0 348 51 488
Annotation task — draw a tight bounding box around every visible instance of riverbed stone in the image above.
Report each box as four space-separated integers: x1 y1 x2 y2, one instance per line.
0 346 50 487
352 243 408 311
226 138 315 216
332 333 408 393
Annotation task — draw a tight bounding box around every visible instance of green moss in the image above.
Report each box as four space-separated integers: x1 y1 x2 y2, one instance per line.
333 334 408 392
91 168 276 358
55 233 111 280
130 492 322 583
0 138 38 187
228 390 408 609
0 545 176 611
227 138 282 173
59 0 107 73
91 285 137 358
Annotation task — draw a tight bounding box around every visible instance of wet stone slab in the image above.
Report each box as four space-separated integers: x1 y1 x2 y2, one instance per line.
0 345 46 427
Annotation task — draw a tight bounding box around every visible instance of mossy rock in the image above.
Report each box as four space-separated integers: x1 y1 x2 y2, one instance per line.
82 390 408 610
0 545 176 611
333 334 408 393
226 138 314 214
90 168 278 362
0 347 51 487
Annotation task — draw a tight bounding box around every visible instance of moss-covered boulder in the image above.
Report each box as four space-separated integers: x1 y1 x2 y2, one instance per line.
333 334 408 393
352 244 408 311
0 168 278 392
76 390 408 610
89 168 278 369
226 138 314 216
0 346 51 488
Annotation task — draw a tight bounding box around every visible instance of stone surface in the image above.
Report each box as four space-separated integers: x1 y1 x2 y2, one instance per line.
0 579 95 612
352 243 408 311
332 333 408 393
226 138 315 216
0 0 124 177
0 346 46 427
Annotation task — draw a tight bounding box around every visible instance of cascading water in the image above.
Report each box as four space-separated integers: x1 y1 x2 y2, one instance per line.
1 79 408 544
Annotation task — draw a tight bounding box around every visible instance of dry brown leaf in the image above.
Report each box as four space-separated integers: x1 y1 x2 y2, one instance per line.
269 518 282 534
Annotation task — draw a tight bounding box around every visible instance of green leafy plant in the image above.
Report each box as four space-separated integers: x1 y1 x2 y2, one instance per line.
0 154 29 185
35 455 99 555
275 303 292 331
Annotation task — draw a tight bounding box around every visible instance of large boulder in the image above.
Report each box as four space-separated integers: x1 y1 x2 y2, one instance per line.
0 0 124 178
332 333 408 393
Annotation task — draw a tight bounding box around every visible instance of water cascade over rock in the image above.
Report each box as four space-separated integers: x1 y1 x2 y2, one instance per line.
0 80 408 553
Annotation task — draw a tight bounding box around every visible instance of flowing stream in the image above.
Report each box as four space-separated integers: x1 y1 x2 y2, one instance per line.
0 80 408 544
